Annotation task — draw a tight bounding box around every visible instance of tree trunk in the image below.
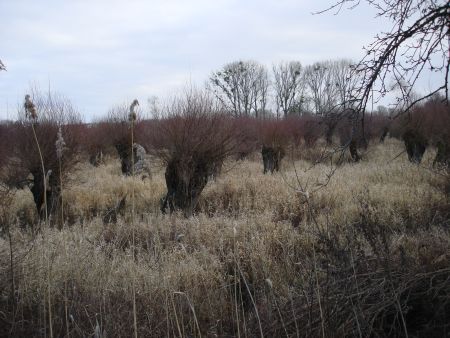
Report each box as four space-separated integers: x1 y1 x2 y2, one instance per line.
403 130 428 164
434 139 450 168
161 156 215 217
262 146 285 174
30 169 59 223
115 143 147 176
349 139 361 162
380 127 389 143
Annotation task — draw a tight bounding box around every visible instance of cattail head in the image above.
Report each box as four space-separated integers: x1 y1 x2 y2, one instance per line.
129 99 139 122
24 94 38 120
55 126 66 159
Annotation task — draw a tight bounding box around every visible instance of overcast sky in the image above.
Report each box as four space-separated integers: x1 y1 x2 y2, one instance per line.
0 0 442 121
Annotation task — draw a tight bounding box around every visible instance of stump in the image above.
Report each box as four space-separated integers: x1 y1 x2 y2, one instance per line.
403 130 428 164
161 154 218 217
89 149 104 167
262 145 285 174
380 127 389 143
349 138 361 162
434 139 450 168
29 168 59 221
115 142 148 176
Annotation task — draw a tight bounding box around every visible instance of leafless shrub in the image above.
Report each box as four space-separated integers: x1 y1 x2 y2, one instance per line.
79 122 111 166
150 89 239 216
302 116 323 147
11 89 83 224
388 95 450 164
0 122 16 183
259 119 290 174
232 116 260 160
365 114 391 142
88 102 149 175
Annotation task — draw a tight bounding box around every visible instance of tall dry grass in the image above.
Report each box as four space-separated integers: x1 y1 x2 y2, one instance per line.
0 138 449 337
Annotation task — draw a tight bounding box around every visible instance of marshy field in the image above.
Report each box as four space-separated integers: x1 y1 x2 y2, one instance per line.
1 0 449 336
1 130 449 337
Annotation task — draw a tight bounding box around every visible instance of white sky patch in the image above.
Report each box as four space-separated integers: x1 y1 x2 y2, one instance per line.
0 0 445 121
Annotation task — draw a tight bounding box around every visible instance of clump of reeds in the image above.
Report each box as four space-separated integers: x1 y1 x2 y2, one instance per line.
129 98 139 338
55 126 66 225
55 126 71 336
25 94 53 338
24 95 48 223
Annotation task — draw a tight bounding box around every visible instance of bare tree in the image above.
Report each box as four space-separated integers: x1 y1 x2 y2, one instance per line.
317 0 449 119
209 60 269 117
303 61 338 116
253 66 270 118
147 95 161 119
303 60 361 145
331 59 360 110
273 61 303 118
331 59 368 148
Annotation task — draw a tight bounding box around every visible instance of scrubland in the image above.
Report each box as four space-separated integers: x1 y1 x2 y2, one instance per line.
0 138 449 337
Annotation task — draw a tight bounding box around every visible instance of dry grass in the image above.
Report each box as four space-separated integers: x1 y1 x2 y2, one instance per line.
1 139 449 337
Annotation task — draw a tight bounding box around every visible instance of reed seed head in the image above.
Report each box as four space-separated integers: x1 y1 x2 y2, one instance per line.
129 99 139 122
56 126 66 159
24 94 38 120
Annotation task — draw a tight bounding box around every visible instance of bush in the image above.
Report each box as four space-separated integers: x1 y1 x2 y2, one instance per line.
80 121 112 166
365 113 391 142
0 122 16 183
258 118 290 173
232 116 260 160
150 89 240 216
389 95 450 165
10 90 83 224
87 102 149 174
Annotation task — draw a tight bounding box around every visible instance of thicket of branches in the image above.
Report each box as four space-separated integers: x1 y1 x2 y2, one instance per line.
5 90 83 224
316 0 449 145
147 89 240 216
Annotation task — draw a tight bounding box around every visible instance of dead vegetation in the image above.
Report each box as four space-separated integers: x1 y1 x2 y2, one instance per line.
0 136 449 337
0 90 448 337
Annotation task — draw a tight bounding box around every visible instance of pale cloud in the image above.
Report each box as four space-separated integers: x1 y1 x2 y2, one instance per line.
0 0 440 120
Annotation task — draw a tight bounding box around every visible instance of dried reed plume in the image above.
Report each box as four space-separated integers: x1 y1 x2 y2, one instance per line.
24 94 48 223
24 94 53 338
55 126 66 226
129 99 139 122
24 94 38 120
129 98 139 338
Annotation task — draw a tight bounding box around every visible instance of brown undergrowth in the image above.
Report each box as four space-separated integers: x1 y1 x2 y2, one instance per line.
0 139 449 337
